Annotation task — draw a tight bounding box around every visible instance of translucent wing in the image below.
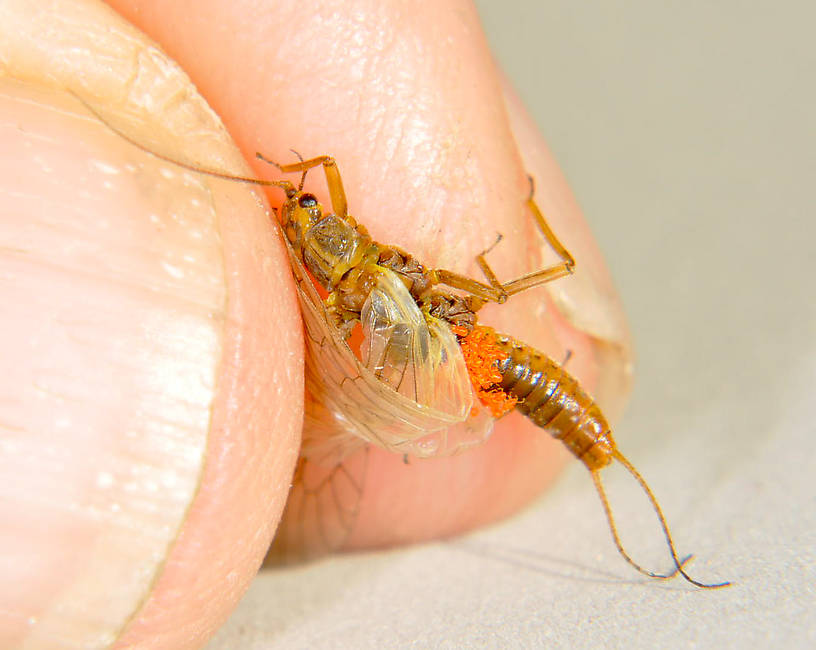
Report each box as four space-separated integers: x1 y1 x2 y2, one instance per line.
268 446 369 561
287 241 494 463
271 241 494 559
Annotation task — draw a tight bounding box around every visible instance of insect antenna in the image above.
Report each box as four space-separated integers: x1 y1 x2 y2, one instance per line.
526 174 536 201
70 91 296 195
591 452 731 589
256 150 309 190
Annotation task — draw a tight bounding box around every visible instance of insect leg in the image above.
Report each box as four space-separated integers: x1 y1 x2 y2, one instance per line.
473 194 576 299
257 153 348 218
425 191 575 305
429 269 509 304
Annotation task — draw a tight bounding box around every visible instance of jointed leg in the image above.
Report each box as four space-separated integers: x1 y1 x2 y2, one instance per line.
257 153 348 218
473 195 575 298
428 268 508 304
427 193 576 306
497 196 575 296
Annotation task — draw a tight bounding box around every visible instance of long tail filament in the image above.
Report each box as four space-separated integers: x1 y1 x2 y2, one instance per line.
591 451 730 589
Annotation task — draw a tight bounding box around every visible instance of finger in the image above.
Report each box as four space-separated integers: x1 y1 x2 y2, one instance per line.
0 3 301 649
105 0 630 553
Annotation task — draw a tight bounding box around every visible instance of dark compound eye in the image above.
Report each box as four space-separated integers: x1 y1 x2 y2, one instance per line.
298 193 318 208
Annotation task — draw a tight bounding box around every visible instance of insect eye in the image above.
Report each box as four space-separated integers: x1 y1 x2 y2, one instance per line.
298 193 318 208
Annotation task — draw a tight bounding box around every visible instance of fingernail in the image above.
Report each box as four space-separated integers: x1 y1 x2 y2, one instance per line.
0 77 223 649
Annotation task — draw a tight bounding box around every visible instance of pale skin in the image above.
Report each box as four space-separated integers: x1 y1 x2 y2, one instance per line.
0 0 630 647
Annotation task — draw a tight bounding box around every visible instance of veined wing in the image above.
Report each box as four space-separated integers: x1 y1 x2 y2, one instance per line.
287 241 494 464
271 241 494 560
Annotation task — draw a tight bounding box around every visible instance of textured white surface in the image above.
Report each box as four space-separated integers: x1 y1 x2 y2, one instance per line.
209 2 816 648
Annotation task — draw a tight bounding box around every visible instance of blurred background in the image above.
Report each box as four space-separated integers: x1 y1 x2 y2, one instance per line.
211 2 815 647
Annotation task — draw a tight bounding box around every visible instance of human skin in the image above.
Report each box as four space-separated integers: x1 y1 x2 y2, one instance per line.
0 0 631 648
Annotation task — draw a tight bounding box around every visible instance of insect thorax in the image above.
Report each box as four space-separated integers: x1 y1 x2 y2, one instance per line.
302 215 373 289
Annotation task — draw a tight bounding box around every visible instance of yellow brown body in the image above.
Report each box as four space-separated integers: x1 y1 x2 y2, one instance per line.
489 329 615 472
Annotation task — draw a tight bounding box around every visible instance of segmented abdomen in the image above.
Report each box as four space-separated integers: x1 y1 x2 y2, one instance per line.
489 329 615 471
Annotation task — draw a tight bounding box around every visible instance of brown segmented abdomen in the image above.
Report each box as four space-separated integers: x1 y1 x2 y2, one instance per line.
489 329 615 472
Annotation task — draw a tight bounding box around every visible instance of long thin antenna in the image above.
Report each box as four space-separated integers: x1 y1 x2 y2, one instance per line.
256 151 309 191
69 91 295 194
592 453 730 589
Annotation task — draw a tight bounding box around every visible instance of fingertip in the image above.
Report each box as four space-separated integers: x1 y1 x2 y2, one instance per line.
1 5 301 648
